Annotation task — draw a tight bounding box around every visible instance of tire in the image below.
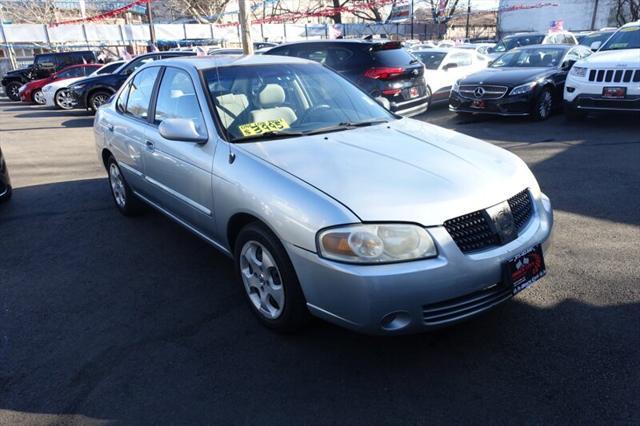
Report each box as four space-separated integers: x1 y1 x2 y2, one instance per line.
5 81 21 101
106 156 144 216
32 89 45 105
564 103 585 121
0 186 11 202
88 90 111 112
54 89 75 110
234 222 310 333
532 88 553 121
424 85 432 113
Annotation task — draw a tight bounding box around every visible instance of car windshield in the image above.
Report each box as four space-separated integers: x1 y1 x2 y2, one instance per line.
579 31 614 47
491 47 565 68
413 52 447 69
600 25 640 50
203 63 394 142
493 35 544 52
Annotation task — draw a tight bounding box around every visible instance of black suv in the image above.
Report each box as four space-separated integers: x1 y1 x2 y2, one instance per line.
2 50 96 101
265 40 430 116
67 51 195 112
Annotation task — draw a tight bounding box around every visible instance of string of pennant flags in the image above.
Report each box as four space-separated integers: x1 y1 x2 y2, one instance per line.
51 0 559 27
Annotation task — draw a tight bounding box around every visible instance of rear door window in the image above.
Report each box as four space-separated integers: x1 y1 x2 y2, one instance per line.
124 67 160 120
153 67 204 128
371 47 417 66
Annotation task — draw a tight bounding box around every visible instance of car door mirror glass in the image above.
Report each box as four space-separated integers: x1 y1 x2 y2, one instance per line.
158 118 207 143
590 41 602 51
374 96 391 110
562 59 576 70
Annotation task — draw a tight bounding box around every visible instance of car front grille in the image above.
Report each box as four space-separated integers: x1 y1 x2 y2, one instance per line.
422 284 512 325
458 85 508 100
588 68 640 83
443 189 533 253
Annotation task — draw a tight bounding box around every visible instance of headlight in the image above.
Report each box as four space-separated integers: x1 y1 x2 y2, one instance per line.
452 79 461 93
317 224 437 264
510 81 537 96
571 66 587 77
69 84 85 91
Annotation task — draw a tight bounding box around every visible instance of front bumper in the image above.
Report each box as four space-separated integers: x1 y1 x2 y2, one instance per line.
564 75 640 112
43 89 56 107
287 192 553 335
449 91 533 116
67 88 86 109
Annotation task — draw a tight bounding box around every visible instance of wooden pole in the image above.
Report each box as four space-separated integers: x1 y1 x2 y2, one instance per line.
239 0 253 55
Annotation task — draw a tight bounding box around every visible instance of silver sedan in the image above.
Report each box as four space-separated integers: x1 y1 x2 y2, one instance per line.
94 55 553 335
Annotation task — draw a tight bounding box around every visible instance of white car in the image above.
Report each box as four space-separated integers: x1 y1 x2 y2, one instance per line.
42 61 124 109
564 21 640 119
412 48 489 103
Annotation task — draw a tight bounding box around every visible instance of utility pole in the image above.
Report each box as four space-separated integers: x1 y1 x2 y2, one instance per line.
146 0 156 45
239 0 254 54
591 0 600 30
410 0 414 39
465 0 471 40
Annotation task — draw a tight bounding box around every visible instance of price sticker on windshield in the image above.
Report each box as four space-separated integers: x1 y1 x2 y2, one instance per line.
239 119 290 137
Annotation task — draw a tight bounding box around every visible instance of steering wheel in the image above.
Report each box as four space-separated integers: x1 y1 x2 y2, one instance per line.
297 104 333 124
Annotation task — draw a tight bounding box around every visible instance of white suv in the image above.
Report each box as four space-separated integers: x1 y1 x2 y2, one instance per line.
564 21 640 119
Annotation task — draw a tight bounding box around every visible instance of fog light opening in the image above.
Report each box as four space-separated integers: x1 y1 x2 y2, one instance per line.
380 311 411 331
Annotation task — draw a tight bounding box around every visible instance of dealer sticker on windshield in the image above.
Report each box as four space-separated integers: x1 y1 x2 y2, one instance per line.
239 119 290 137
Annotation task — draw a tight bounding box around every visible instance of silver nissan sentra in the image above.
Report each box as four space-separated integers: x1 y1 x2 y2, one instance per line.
94 55 553 335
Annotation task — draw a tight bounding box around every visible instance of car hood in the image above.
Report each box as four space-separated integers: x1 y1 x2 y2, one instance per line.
580 48 640 66
68 74 109 87
239 119 538 225
46 76 85 90
460 67 555 86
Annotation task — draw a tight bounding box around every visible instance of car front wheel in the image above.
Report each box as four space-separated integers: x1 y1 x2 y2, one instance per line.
32 89 45 105
55 89 75 110
89 91 111 112
532 88 553 121
234 223 309 332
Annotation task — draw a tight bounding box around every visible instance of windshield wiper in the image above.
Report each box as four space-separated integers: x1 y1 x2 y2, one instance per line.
230 129 305 143
302 119 389 136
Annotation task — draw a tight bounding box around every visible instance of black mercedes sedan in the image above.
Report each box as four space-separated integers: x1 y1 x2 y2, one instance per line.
449 44 592 120
0 146 11 202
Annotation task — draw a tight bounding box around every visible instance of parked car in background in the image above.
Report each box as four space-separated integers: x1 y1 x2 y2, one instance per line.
266 40 430 116
208 48 244 55
0 146 11 202
487 33 545 58
18 64 102 105
578 28 617 51
542 31 578 46
412 48 489 104
458 43 496 55
1 50 96 101
564 21 640 119
67 51 195 112
94 55 553 334
43 61 125 110
450 44 592 120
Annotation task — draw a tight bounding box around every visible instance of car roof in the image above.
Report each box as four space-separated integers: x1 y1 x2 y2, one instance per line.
412 47 470 54
512 44 574 50
270 39 396 48
153 54 316 70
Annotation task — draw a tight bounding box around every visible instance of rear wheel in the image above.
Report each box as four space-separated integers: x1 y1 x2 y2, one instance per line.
5 82 21 101
234 223 309 332
32 89 45 105
55 89 75 110
88 90 111 112
532 88 553 121
106 156 143 216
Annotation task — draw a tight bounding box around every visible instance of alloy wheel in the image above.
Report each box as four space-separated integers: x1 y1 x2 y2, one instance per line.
55 90 74 110
538 91 552 119
239 241 285 320
7 83 19 100
91 93 109 110
33 90 45 105
109 163 126 208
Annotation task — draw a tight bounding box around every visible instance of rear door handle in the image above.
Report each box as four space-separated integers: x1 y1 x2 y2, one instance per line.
145 140 155 150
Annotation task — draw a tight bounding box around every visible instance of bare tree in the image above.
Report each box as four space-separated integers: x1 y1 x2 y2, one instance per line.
164 0 233 23
0 0 60 24
614 0 639 24
427 0 461 24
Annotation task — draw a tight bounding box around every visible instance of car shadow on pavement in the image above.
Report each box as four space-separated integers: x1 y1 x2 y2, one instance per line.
15 110 92 119
0 178 638 424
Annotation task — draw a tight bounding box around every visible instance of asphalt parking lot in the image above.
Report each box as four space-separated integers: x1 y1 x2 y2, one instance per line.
1 100 639 425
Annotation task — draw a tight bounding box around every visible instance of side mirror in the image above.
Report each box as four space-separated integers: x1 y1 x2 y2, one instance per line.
562 59 576 71
443 63 458 71
590 41 602 51
374 96 391 110
158 118 208 143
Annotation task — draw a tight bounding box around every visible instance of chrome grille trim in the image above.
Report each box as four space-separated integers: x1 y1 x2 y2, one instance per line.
458 85 509 100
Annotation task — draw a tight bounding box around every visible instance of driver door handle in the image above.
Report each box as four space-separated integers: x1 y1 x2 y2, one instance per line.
145 140 155 150
105 122 114 132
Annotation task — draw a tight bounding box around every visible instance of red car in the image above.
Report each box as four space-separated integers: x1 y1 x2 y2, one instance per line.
19 64 102 105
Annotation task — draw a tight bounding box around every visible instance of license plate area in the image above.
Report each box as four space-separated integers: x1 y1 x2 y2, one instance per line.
409 87 419 98
602 87 626 99
504 244 546 295
471 99 486 109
